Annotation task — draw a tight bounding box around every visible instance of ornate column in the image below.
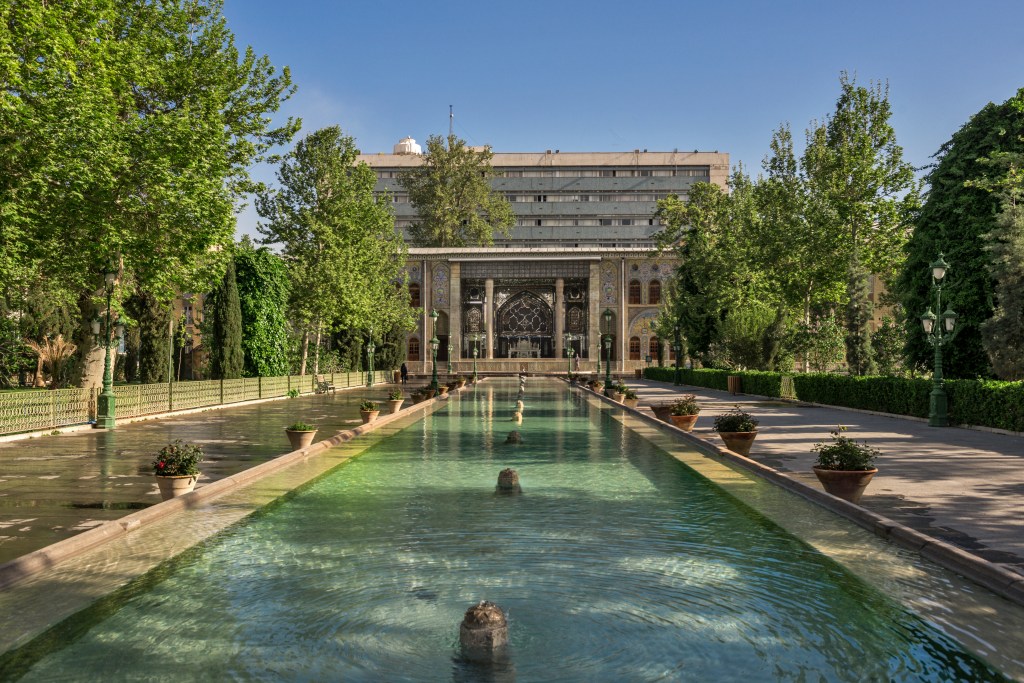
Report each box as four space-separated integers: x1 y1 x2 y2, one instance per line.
450 262 461 361
422 259 430 374
620 257 627 372
588 262 601 365
554 278 564 358
485 278 494 359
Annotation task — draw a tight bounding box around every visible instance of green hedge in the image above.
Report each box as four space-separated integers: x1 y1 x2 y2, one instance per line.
792 374 931 418
642 367 786 398
644 368 1024 431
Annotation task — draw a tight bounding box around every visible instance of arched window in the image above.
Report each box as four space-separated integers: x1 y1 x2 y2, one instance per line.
408 337 420 361
629 336 641 360
628 280 641 305
648 280 661 305
649 337 660 360
409 283 421 308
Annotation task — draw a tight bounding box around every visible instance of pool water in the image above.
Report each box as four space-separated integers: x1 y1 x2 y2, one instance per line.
2 380 1008 681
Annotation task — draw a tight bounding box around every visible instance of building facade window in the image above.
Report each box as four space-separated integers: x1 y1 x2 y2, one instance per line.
409 283 421 308
649 337 660 360
629 336 641 360
648 280 661 305
408 337 420 361
628 280 641 305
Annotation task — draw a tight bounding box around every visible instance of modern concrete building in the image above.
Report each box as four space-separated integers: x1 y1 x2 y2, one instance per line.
358 141 730 374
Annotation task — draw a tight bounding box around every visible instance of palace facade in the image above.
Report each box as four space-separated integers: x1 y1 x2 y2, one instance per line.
358 144 730 374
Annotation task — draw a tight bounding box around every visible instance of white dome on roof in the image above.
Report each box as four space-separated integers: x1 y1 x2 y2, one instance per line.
393 136 422 155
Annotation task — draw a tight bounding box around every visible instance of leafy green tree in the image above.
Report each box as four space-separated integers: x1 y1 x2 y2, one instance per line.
257 126 414 375
233 238 290 377
970 145 1024 379
1 0 298 387
871 315 908 377
399 134 515 247
209 261 244 379
803 74 919 375
897 89 1024 378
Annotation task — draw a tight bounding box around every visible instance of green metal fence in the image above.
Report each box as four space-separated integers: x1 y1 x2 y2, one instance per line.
0 371 381 437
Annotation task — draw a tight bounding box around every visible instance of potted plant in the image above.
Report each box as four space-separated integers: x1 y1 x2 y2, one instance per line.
713 405 759 456
359 399 380 424
588 379 601 392
423 386 436 399
285 421 318 450
669 394 700 431
811 426 880 503
152 440 203 500
438 383 449 396
411 390 425 404
622 388 639 408
456 376 467 388
387 389 405 414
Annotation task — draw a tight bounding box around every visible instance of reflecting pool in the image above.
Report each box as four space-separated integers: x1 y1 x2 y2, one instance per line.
0 380 1013 681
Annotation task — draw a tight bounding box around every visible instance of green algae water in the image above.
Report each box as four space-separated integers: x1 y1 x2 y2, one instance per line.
3 380 1008 681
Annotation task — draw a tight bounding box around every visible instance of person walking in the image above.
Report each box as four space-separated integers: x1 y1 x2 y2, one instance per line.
400 362 408 385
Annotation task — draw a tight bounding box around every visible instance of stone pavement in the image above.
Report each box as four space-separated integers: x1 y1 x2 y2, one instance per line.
628 379 1024 577
0 385 400 565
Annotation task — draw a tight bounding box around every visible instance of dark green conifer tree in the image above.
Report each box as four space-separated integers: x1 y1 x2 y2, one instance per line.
897 89 1024 378
136 292 170 384
209 261 244 379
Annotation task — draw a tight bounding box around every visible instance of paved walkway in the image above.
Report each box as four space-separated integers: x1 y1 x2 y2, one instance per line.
629 379 1024 577
0 385 400 565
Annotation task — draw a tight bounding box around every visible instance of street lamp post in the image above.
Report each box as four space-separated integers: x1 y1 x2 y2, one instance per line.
447 343 453 375
429 309 440 392
920 253 957 427
365 330 375 387
602 308 614 392
603 334 612 395
673 322 682 386
467 330 484 383
564 332 578 376
95 267 120 429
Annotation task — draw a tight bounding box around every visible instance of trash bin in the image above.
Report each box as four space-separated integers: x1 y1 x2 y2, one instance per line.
635 368 643 379
727 375 742 395
393 370 401 384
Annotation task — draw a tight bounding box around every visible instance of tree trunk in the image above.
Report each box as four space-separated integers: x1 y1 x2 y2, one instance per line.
312 321 322 375
74 292 105 389
299 330 309 375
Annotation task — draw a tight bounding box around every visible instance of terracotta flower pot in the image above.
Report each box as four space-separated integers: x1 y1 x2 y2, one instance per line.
155 474 198 501
285 429 317 451
457 380 466 388
424 389 436 399
438 386 449 396
650 404 673 423
717 431 758 456
609 391 625 403
360 409 380 424
670 414 699 432
623 397 639 408
387 399 404 414
812 467 878 504
411 394 424 405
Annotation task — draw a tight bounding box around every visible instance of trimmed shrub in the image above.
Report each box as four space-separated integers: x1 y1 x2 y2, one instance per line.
643 367 785 397
946 379 1024 432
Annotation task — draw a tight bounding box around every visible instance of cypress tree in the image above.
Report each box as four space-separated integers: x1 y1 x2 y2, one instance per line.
897 89 1024 378
844 256 876 375
136 292 170 384
210 261 244 379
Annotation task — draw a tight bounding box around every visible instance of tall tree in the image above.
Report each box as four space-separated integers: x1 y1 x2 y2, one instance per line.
398 134 515 247
256 126 414 374
970 145 1024 379
803 73 919 375
1 0 298 386
135 292 171 384
234 238 290 377
209 261 244 379
897 89 1024 378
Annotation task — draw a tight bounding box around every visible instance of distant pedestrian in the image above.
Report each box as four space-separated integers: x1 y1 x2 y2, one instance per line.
573 355 580 372
400 362 408 385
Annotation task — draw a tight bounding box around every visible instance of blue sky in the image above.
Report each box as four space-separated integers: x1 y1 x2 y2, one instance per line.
224 0 1024 237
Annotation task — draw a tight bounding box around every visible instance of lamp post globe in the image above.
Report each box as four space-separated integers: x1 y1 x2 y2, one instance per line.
920 254 956 427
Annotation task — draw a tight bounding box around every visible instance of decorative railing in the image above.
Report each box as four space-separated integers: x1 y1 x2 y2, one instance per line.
0 371 383 437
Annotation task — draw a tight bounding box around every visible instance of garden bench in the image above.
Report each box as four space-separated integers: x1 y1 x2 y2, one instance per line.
315 374 336 394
